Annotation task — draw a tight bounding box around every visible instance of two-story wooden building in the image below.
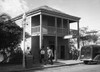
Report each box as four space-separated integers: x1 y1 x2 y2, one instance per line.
13 6 80 63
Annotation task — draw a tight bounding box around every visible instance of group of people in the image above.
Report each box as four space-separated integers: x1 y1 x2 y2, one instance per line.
40 46 54 65
0 48 11 63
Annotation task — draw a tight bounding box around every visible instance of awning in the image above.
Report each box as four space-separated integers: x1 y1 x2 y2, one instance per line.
64 35 73 39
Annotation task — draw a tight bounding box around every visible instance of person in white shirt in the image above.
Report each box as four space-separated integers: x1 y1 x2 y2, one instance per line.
47 46 53 65
40 46 46 64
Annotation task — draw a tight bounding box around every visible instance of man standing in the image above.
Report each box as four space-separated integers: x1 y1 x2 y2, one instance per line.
47 46 53 65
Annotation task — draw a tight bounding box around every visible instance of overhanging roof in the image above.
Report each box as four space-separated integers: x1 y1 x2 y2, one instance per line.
12 5 81 21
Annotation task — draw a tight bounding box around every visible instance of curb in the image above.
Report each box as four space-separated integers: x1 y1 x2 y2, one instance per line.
9 62 83 72
33 62 83 70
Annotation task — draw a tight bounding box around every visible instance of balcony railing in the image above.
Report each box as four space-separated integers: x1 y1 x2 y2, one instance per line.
43 25 68 36
31 25 68 36
42 26 56 35
31 26 40 35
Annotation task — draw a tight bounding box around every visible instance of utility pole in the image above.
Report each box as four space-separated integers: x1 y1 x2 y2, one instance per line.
20 0 27 68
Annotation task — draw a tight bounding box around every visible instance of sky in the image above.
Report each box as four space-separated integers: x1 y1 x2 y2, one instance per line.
0 0 100 30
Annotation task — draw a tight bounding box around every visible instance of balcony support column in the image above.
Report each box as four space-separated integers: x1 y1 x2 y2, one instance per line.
65 19 70 59
77 21 80 60
67 20 70 34
55 17 58 61
40 14 43 49
61 18 63 34
77 21 80 49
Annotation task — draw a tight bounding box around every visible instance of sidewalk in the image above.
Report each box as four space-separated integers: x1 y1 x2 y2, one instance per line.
0 60 83 72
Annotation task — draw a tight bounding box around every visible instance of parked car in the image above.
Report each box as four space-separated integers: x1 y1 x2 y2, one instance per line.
80 45 100 64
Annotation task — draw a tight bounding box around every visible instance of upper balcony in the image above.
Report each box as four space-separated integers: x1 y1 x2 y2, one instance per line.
31 15 74 36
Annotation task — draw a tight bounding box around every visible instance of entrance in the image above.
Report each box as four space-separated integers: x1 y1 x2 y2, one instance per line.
60 45 65 59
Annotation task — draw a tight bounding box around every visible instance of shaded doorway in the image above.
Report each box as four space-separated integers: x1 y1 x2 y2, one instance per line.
60 45 65 59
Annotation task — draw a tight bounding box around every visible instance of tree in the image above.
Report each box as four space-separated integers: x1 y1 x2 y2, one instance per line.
79 27 88 37
86 30 98 43
79 27 98 46
0 13 24 63
70 27 99 47
0 13 23 50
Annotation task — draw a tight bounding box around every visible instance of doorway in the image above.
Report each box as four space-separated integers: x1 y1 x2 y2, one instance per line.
60 45 65 59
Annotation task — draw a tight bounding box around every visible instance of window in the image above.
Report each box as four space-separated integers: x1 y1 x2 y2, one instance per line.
63 19 67 28
47 16 55 27
57 18 62 28
31 15 40 26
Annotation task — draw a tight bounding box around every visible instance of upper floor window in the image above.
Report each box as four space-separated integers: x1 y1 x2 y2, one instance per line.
63 19 68 28
31 15 40 26
48 16 55 27
57 18 62 28
42 15 55 27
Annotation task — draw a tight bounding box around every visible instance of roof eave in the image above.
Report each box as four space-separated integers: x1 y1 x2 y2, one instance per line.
12 8 81 21
12 9 41 21
40 9 80 21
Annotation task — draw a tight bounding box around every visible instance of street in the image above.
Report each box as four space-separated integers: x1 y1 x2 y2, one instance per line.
24 64 100 72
